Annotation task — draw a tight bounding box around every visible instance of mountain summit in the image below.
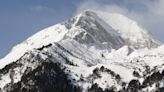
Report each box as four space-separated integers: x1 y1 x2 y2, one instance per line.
0 10 159 69
0 10 163 92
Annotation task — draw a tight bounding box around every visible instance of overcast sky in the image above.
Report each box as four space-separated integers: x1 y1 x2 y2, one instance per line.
0 0 164 58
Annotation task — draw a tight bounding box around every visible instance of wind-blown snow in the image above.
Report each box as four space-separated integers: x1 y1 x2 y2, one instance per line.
96 10 159 49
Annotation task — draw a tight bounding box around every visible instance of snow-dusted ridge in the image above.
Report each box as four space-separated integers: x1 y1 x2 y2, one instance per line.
0 10 159 69
0 10 163 92
0 24 68 69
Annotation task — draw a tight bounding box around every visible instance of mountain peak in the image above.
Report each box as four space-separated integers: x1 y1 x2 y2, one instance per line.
64 9 125 49
0 10 159 69
0 10 164 92
77 10 160 48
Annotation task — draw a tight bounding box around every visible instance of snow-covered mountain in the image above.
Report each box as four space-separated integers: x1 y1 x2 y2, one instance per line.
0 10 163 92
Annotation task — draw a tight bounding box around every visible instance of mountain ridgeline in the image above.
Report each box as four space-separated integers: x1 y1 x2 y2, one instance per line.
0 10 163 92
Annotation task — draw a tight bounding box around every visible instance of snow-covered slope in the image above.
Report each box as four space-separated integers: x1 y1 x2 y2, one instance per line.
0 10 124 69
97 10 159 49
0 10 163 92
0 24 68 69
0 10 159 70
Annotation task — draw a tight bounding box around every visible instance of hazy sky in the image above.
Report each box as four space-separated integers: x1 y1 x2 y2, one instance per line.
0 0 164 58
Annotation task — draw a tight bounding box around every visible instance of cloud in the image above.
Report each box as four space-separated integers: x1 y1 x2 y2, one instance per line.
76 0 164 42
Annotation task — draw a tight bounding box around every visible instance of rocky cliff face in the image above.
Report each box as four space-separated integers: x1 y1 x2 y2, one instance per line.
0 10 163 92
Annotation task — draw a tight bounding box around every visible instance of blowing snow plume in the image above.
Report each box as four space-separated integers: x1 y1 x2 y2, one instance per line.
76 0 164 43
